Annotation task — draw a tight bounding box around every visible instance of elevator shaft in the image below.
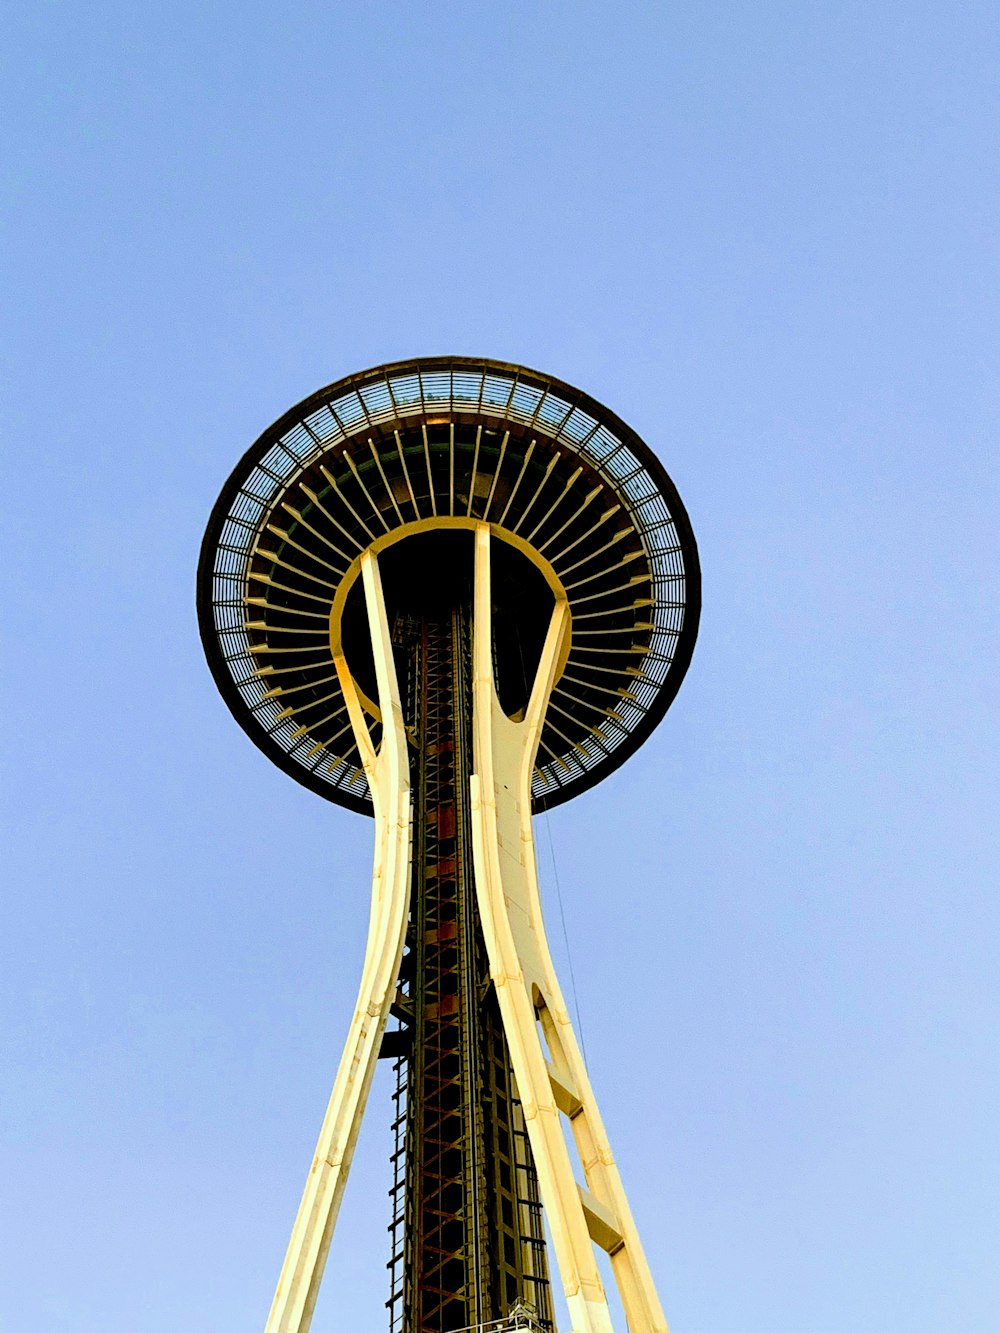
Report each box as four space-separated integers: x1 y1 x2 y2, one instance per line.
387 592 552 1333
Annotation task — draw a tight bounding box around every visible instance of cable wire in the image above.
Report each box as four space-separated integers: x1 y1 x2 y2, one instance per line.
540 808 589 1071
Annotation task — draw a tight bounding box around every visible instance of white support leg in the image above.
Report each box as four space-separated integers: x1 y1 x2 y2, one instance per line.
468 523 669 1333
264 550 412 1333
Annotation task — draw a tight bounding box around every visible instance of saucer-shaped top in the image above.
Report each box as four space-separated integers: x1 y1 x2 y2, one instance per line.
197 357 700 813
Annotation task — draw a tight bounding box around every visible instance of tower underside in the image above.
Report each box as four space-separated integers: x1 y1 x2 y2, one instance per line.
197 358 702 1333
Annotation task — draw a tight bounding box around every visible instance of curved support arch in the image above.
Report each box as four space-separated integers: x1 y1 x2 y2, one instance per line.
328 516 574 718
468 523 668 1333
264 550 412 1333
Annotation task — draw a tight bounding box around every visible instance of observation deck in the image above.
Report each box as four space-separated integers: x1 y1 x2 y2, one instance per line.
198 356 700 812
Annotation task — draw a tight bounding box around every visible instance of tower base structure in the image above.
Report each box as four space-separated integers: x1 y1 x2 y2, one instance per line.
263 525 667 1333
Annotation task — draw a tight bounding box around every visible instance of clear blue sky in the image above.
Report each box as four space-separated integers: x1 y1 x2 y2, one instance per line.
3 4 997 1331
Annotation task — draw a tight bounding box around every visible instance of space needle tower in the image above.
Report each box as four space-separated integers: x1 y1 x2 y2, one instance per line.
197 357 700 1333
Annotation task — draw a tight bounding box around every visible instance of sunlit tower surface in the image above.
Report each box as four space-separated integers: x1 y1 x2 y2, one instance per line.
197 357 700 1333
